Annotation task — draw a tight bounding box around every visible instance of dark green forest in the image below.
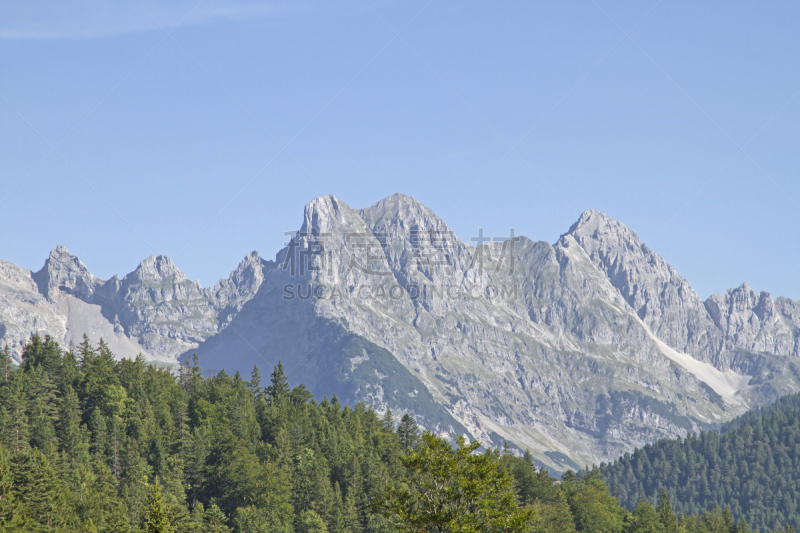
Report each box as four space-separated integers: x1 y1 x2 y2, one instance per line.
0 334 794 533
600 390 800 532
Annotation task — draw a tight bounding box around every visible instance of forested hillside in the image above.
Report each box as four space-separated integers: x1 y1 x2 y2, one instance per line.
0 334 793 532
600 391 800 532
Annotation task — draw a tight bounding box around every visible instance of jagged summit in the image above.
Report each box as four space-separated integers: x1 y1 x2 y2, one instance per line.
359 193 455 242
298 194 360 235
565 209 614 235
214 251 272 300
559 209 723 361
359 193 440 223
127 255 186 282
565 209 644 249
32 245 102 300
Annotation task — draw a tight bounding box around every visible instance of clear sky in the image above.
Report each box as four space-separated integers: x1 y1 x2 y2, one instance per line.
1 0 798 300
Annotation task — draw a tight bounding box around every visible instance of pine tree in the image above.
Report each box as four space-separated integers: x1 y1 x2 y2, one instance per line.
10 448 74 530
298 509 329 533
267 362 290 403
0 444 26 527
203 503 231 533
143 481 175 533
2 375 29 453
396 413 419 450
0 345 11 384
57 385 89 462
657 490 679 533
249 365 262 397
626 499 665 533
29 395 58 457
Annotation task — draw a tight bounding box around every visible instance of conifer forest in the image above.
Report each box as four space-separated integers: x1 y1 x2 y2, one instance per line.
0 335 795 533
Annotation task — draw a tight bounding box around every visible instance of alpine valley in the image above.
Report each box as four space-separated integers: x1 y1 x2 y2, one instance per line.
3 193 800 472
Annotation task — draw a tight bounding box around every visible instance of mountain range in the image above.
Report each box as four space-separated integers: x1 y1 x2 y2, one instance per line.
2 193 800 471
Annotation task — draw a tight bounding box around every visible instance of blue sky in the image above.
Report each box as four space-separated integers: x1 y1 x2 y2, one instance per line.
1 0 798 300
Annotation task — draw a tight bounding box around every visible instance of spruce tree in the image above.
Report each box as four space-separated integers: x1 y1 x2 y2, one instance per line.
342 489 361 533
143 481 175 533
10 448 73 530
298 509 329 533
381 409 393 432
203 503 230 533
2 375 30 453
723 507 735 533
249 365 262 397
90 409 109 461
627 500 665 533
329 481 346 533
267 362 290 403
396 414 419 450
0 345 11 384
29 395 58 457
21 334 62 376
0 444 27 527
77 334 95 364
657 490 679 533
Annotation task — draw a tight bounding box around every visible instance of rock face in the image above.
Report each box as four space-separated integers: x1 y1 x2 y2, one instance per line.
706 284 800 359
566 211 726 364
3 194 800 471
32 245 103 300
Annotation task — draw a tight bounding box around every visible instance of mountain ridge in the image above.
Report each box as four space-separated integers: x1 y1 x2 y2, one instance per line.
2 194 800 470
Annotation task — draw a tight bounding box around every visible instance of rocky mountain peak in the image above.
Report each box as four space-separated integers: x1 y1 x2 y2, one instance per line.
566 210 646 255
273 196 395 302
564 209 676 308
567 209 614 233
299 194 363 235
358 193 448 232
51 244 69 257
32 245 102 300
703 284 794 356
128 255 186 284
564 211 724 363
224 251 269 296
358 194 472 285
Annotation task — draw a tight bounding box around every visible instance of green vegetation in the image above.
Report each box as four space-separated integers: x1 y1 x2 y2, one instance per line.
600 390 800 532
373 434 532 532
0 335 795 532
